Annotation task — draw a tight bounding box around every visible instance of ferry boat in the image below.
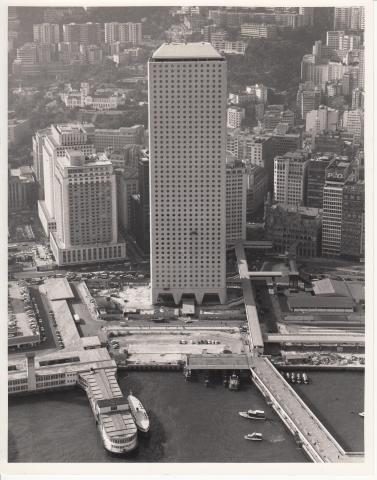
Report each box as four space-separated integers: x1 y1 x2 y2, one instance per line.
290 372 296 384
95 397 138 454
296 373 302 384
229 373 240 391
359 411 365 418
302 373 309 384
239 409 266 420
244 432 263 441
127 394 150 433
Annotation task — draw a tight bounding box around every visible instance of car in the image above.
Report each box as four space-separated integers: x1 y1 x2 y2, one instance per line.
179 339 188 345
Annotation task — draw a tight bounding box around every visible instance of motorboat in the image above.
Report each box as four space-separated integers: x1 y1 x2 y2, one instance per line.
359 412 365 418
296 373 302 384
244 432 263 441
229 373 240 391
302 373 309 384
290 372 296 384
127 394 150 433
239 410 266 420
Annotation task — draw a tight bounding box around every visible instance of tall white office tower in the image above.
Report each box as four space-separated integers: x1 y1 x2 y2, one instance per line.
148 42 227 305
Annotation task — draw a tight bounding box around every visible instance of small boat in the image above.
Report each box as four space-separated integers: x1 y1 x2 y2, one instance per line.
285 372 290 381
290 372 296 384
223 376 229 387
204 377 210 387
296 373 302 384
239 409 266 420
127 394 150 433
184 370 192 382
302 373 309 384
244 432 263 441
359 412 365 418
229 373 240 391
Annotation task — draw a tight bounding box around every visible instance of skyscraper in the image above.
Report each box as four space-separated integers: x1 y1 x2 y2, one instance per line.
148 42 227 305
50 150 126 266
322 157 351 256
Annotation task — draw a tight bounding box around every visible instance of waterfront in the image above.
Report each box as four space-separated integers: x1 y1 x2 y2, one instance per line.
8 370 363 463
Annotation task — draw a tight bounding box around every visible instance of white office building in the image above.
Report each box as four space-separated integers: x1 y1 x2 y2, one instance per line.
37 124 95 236
50 150 126 266
274 151 309 208
148 42 227 305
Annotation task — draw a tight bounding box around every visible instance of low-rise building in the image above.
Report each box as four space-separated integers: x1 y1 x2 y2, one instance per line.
264 203 321 257
287 294 354 312
9 167 38 212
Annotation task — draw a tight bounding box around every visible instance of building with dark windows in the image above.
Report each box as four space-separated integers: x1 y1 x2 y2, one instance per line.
305 154 333 208
130 154 150 254
341 176 364 259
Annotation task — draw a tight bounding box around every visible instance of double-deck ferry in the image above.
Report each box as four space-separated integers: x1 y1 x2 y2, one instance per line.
95 397 138 454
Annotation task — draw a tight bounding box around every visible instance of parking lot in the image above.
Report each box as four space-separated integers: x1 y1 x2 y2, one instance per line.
106 328 246 358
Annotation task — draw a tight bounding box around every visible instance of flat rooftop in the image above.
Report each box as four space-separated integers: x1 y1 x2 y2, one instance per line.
44 277 74 301
152 42 223 60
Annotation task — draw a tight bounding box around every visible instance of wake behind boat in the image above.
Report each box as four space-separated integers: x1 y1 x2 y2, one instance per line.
127 394 150 433
239 410 266 420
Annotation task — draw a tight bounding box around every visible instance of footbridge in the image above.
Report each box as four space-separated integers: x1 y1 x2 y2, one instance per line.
234 242 264 352
264 333 365 346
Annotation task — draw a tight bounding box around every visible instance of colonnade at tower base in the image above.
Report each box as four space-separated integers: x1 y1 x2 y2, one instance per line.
151 288 227 306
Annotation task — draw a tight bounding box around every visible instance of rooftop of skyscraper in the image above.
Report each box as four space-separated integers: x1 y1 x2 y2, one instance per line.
151 42 223 60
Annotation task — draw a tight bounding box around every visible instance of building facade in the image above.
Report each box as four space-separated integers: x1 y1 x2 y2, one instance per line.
305 154 333 209
274 151 309 208
265 204 321 257
226 160 247 244
340 176 364 259
148 42 227 305
321 157 351 256
50 150 126 266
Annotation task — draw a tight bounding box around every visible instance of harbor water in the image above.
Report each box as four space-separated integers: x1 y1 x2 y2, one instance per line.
8 370 364 463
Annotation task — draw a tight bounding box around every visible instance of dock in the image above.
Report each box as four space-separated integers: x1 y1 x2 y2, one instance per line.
233 242 364 463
